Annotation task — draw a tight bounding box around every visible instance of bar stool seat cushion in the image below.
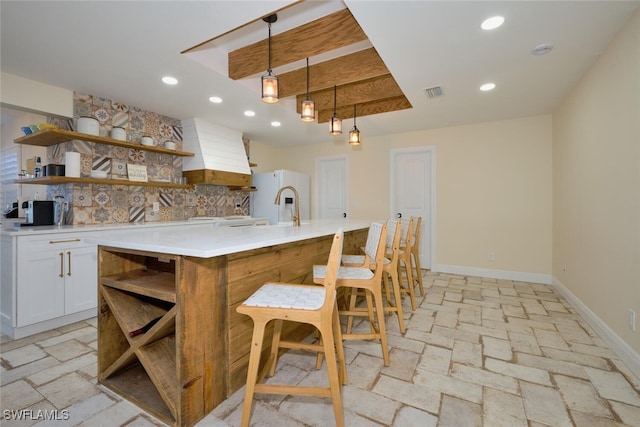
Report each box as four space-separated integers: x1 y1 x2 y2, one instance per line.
314 265 374 281
242 283 327 310
341 254 390 265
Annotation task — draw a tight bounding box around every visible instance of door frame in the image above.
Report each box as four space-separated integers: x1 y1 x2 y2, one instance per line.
389 146 436 270
314 154 349 219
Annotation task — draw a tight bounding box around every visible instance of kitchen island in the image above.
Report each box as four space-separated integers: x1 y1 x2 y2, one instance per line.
85 219 369 427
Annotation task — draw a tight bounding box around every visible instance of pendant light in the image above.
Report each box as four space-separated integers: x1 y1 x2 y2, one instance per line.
261 14 278 103
329 85 342 135
349 104 361 145
300 58 315 122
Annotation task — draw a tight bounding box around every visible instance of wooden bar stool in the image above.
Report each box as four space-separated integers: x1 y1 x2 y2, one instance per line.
314 223 391 366
398 217 417 310
236 231 347 427
341 220 406 334
410 216 425 296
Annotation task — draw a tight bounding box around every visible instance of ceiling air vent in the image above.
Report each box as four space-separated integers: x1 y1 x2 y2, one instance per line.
425 86 443 99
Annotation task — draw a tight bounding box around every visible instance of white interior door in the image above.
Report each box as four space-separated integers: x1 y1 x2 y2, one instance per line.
390 147 435 268
316 156 348 219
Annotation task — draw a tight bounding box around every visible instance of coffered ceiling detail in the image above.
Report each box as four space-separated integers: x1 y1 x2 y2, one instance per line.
184 3 412 123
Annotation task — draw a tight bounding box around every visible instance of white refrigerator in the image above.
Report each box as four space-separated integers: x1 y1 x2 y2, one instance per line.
251 169 310 225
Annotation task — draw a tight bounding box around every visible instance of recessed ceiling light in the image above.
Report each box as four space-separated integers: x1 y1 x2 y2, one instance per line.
209 96 222 103
244 110 256 117
271 121 281 127
161 76 178 85
481 16 505 30
532 43 553 56
480 83 496 91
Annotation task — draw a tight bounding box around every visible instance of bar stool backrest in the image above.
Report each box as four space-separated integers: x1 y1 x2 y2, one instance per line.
363 222 385 261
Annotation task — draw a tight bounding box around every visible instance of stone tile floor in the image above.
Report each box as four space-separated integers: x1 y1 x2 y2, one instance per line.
2 272 640 426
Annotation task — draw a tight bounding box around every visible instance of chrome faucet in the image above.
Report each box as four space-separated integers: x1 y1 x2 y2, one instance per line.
274 185 300 226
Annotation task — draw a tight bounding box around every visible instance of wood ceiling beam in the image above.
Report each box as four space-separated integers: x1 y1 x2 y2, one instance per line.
295 74 404 112
228 8 367 80
316 96 413 123
278 48 388 98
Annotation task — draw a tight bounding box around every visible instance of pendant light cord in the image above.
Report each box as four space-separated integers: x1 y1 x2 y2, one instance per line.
306 57 310 100
268 22 273 74
333 85 337 114
353 104 357 127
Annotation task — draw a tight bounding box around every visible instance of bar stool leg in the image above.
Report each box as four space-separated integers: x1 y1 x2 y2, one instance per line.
268 319 284 377
321 313 345 427
240 321 267 427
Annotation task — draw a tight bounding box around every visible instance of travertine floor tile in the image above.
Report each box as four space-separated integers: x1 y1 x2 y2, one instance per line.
2 272 639 427
437 395 482 427
393 406 437 427
483 387 527 427
585 367 640 406
554 374 612 418
521 382 572 426
1 344 47 368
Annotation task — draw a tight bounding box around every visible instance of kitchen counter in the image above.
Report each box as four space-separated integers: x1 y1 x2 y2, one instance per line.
85 218 370 257
0 218 217 236
95 219 369 426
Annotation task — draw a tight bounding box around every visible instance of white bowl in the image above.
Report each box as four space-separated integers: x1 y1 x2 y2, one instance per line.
164 141 176 150
90 170 108 179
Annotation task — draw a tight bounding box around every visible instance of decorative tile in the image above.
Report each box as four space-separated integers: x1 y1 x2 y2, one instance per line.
129 207 144 223
111 207 128 223
92 156 111 173
80 154 92 177
159 192 172 207
159 206 172 221
92 207 111 223
128 190 145 208
128 149 145 163
144 209 159 222
93 191 110 207
110 159 128 177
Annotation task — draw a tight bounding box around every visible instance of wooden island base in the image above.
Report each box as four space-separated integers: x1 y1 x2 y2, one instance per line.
97 228 367 427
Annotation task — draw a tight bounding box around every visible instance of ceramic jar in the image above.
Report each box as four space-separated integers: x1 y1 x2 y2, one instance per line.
110 126 126 140
140 135 154 146
77 116 99 135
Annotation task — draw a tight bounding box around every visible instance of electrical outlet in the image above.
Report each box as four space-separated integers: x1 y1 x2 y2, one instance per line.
562 264 567 272
488 252 495 262
629 309 636 332
153 202 159 212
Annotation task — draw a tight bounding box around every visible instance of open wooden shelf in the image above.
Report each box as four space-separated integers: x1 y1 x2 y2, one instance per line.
14 128 194 157
14 176 191 189
101 363 175 424
137 336 179 418
101 269 177 303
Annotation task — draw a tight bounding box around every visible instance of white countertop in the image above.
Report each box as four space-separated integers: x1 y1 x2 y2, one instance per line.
0 219 217 236
83 219 371 258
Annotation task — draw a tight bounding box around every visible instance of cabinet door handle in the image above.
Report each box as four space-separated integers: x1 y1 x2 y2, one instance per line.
67 251 72 276
59 252 64 277
49 238 81 244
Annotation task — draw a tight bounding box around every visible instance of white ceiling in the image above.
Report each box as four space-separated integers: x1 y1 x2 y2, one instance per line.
1 1 638 147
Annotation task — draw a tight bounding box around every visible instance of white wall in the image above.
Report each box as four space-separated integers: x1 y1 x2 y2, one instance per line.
252 114 553 281
0 72 73 118
553 9 640 359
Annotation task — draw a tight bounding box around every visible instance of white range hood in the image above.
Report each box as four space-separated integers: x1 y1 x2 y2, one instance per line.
181 118 251 186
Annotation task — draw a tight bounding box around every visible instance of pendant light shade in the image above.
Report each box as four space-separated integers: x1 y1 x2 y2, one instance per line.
330 85 342 135
300 58 315 122
261 15 279 103
349 104 361 145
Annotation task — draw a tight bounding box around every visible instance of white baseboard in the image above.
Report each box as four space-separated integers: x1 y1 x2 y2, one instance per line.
551 276 640 381
434 264 552 285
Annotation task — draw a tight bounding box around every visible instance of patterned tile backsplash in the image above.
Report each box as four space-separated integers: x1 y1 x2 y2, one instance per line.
45 92 250 225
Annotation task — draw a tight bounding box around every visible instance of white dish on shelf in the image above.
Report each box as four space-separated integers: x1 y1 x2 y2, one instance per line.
90 170 108 179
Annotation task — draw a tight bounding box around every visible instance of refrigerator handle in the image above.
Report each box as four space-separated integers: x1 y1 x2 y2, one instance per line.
343 212 347 218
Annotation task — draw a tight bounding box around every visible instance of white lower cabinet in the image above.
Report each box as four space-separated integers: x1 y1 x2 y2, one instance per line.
1 231 102 338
